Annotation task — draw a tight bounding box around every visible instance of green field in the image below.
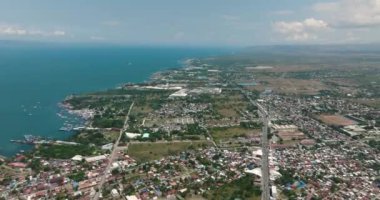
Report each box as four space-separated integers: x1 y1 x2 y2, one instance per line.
127 141 212 163
210 126 260 143
35 144 99 159
205 175 261 200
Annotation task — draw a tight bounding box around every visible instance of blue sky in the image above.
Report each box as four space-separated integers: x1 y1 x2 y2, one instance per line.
1 0 379 46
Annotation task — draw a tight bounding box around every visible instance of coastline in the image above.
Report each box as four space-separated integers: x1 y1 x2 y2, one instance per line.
60 58 196 131
3 58 196 159
0 45 228 157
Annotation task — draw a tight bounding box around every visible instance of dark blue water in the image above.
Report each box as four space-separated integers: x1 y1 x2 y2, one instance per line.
0 43 231 157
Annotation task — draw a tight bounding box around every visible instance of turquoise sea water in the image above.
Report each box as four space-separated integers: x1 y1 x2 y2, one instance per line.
0 43 231 157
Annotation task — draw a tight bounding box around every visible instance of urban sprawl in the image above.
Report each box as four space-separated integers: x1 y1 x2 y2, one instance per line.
1 55 379 200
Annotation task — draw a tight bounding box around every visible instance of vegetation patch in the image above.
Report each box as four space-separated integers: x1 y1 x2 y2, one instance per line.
35 144 99 159
127 141 211 163
210 126 260 143
205 175 261 200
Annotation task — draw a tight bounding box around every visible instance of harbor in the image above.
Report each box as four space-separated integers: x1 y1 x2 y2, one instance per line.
10 134 79 146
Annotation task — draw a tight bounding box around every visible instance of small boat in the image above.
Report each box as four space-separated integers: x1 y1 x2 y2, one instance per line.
24 135 41 143
59 127 72 132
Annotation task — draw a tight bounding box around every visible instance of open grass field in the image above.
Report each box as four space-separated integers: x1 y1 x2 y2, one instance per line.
127 141 212 163
131 104 154 115
103 131 120 142
213 91 248 117
353 98 380 109
255 77 326 95
216 107 240 117
210 126 261 143
204 175 261 200
318 114 357 126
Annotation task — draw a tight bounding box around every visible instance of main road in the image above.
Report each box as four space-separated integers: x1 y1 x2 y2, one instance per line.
257 102 271 200
236 86 271 200
93 101 134 200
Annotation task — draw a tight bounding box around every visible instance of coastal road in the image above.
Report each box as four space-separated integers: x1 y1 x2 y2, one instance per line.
93 102 134 200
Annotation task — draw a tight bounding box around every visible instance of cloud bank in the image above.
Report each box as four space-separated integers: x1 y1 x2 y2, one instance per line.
314 0 380 28
274 18 328 41
0 24 65 37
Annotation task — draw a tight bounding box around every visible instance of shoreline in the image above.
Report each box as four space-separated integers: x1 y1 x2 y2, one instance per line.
59 58 196 130
3 58 196 158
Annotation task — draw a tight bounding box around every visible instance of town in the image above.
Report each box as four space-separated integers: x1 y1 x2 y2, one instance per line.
1 50 379 200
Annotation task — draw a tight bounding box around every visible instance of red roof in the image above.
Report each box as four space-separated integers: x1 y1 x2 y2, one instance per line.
9 162 27 168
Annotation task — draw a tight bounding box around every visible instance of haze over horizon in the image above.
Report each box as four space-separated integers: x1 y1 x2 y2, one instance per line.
1 0 380 46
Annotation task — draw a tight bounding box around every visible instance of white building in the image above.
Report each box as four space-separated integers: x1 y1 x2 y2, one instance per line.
85 155 107 162
101 143 113 150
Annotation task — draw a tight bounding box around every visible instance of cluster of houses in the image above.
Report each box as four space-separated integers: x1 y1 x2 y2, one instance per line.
104 147 271 199
261 94 380 198
274 143 380 199
0 151 137 199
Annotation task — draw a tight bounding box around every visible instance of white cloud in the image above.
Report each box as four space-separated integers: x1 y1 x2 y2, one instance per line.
0 24 66 37
303 18 329 29
313 0 380 28
274 18 328 41
52 30 65 36
0 26 27 35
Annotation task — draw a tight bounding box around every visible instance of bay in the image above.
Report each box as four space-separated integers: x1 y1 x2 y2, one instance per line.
0 43 231 156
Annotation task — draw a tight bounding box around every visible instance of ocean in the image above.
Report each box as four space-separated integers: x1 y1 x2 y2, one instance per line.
0 43 231 157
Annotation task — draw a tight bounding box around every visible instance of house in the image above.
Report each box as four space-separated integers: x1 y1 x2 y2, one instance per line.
126 195 140 200
101 143 113 150
111 189 119 198
8 162 27 168
125 132 141 139
84 155 107 162
71 155 83 161
142 133 150 139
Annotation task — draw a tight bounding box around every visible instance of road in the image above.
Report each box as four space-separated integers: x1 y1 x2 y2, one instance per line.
237 87 271 200
93 102 134 200
257 102 271 200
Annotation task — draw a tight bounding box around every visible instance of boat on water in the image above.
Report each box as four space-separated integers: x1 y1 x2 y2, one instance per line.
10 134 51 145
10 135 36 144
73 126 85 131
24 135 41 143
59 127 72 132
57 112 68 119
59 122 75 132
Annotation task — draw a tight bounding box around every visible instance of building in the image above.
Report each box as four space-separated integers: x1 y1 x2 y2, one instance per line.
125 132 141 139
272 124 298 132
142 133 150 139
71 155 84 161
126 195 140 200
101 143 114 150
169 89 188 98
277 131 306 141
85 155 107 162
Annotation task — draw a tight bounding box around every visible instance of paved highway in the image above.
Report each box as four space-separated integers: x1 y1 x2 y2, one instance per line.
257 102 271 200
93 102 134 200
238 87 271 200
